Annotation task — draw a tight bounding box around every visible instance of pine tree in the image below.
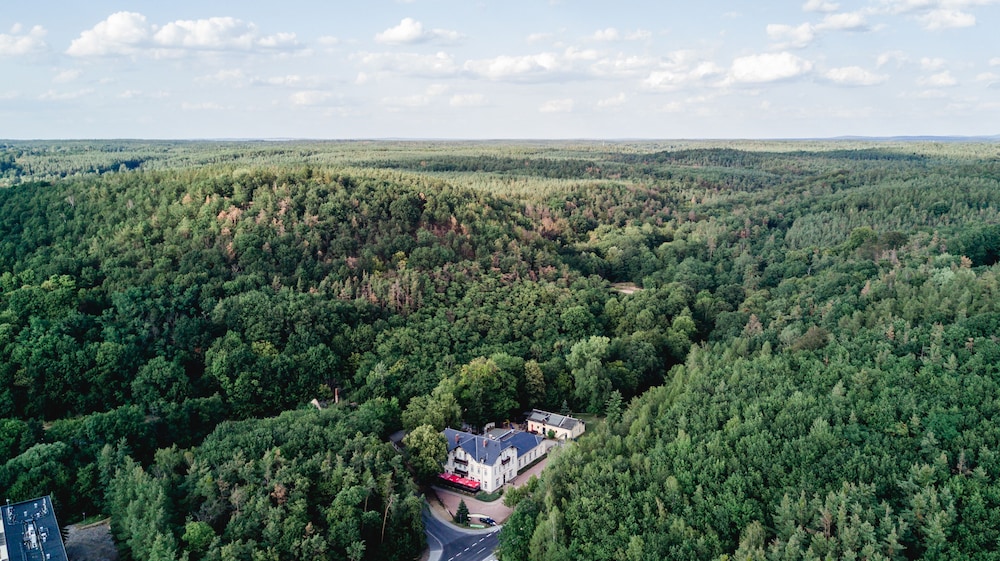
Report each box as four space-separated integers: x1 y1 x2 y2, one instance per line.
455 500 470 525
605 390 623 426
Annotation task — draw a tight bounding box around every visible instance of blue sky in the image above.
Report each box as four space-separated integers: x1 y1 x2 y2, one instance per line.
1 1 998 139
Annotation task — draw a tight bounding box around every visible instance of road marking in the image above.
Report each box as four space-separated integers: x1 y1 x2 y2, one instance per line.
477 548 486 554
464 547 470 552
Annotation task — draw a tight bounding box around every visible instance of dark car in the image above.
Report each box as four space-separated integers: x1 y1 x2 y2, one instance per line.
479 516 497 526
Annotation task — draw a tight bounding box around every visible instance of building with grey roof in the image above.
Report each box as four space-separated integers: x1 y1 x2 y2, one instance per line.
442 427 545 493
1 496 68 561
526 409 585 440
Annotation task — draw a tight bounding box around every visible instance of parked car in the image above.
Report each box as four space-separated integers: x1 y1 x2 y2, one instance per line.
479 516 497 526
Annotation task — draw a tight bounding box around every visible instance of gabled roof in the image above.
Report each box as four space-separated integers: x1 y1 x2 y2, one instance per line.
527 409 583 431
443 427 544 465
504 430 545 458
444 427 509 465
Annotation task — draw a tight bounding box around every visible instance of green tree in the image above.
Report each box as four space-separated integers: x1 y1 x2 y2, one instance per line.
131 356 190 413
605 390 623 427
498 497 540 561
402 380 462 432
524 360 546 408
567 336 612 413
402 424 447 482
456 357 518 429
455 499 470 525
183 520 215 555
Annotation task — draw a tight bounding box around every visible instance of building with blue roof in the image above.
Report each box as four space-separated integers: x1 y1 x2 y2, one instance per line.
441 427 546 493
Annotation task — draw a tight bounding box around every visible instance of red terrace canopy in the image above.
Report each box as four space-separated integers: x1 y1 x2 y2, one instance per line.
438 472 481 491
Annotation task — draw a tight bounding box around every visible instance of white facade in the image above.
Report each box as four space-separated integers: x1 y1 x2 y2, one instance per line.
442 428 546 493
527 409 586 440
444 442 517 493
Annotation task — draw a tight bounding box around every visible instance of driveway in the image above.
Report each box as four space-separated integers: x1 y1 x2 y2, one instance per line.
424 504 500 561
429 486 512 524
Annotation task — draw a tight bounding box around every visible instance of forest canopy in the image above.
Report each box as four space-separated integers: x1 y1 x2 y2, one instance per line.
1 139 999 560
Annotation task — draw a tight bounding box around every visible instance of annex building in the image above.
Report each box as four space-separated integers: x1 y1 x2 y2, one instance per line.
526 409 585 440
1 496 68 561
442 427 546 493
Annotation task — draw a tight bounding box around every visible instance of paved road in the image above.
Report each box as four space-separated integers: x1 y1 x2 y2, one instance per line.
424 506 500 561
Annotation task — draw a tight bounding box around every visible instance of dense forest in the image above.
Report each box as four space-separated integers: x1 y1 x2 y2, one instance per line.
1 140 1000 560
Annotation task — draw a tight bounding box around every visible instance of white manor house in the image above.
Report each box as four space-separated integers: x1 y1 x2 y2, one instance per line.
442 427 546 493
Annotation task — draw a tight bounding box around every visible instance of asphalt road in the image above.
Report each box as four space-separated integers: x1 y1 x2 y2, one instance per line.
423 506 500 561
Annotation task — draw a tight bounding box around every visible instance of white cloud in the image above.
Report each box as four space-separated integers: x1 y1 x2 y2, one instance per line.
450 93 487 107
589 28 651 43
729 52 813 83
824 66 888 85
0 24 47 56
118 89 167 99
644 61 723 91
920 56 947 69
591 54 659 78
625 29 652 40
918 9 976 29
591 27 620 41
382 84 448 109
250 75 308 87
817 12 869 30
768 10 869 50
375 18 423 43
883 0 999 15
156 18 254 49
597 93 627 108
803 0 840 12
53 69 82 83
39 88 94 101
374 18 461 45
181 102 226 111
639 51 723 90
991 57 1000 66
67 12 153 56
976 71 998 82
767 23 816 48
918 70 957 86
290 90 334 106
564 47 600 61
464 52 572 81
199 68 246 84
382 94 432 108
67 12 299 57
539 98 574 113
426 84 448 96
318 36 340 46
877 50 908 67
357 51 458 77
526 32 553 44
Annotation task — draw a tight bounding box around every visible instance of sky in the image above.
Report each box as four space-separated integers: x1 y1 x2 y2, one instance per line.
1 1 998 139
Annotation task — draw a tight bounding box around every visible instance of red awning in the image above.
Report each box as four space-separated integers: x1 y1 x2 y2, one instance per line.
438 472 481 491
